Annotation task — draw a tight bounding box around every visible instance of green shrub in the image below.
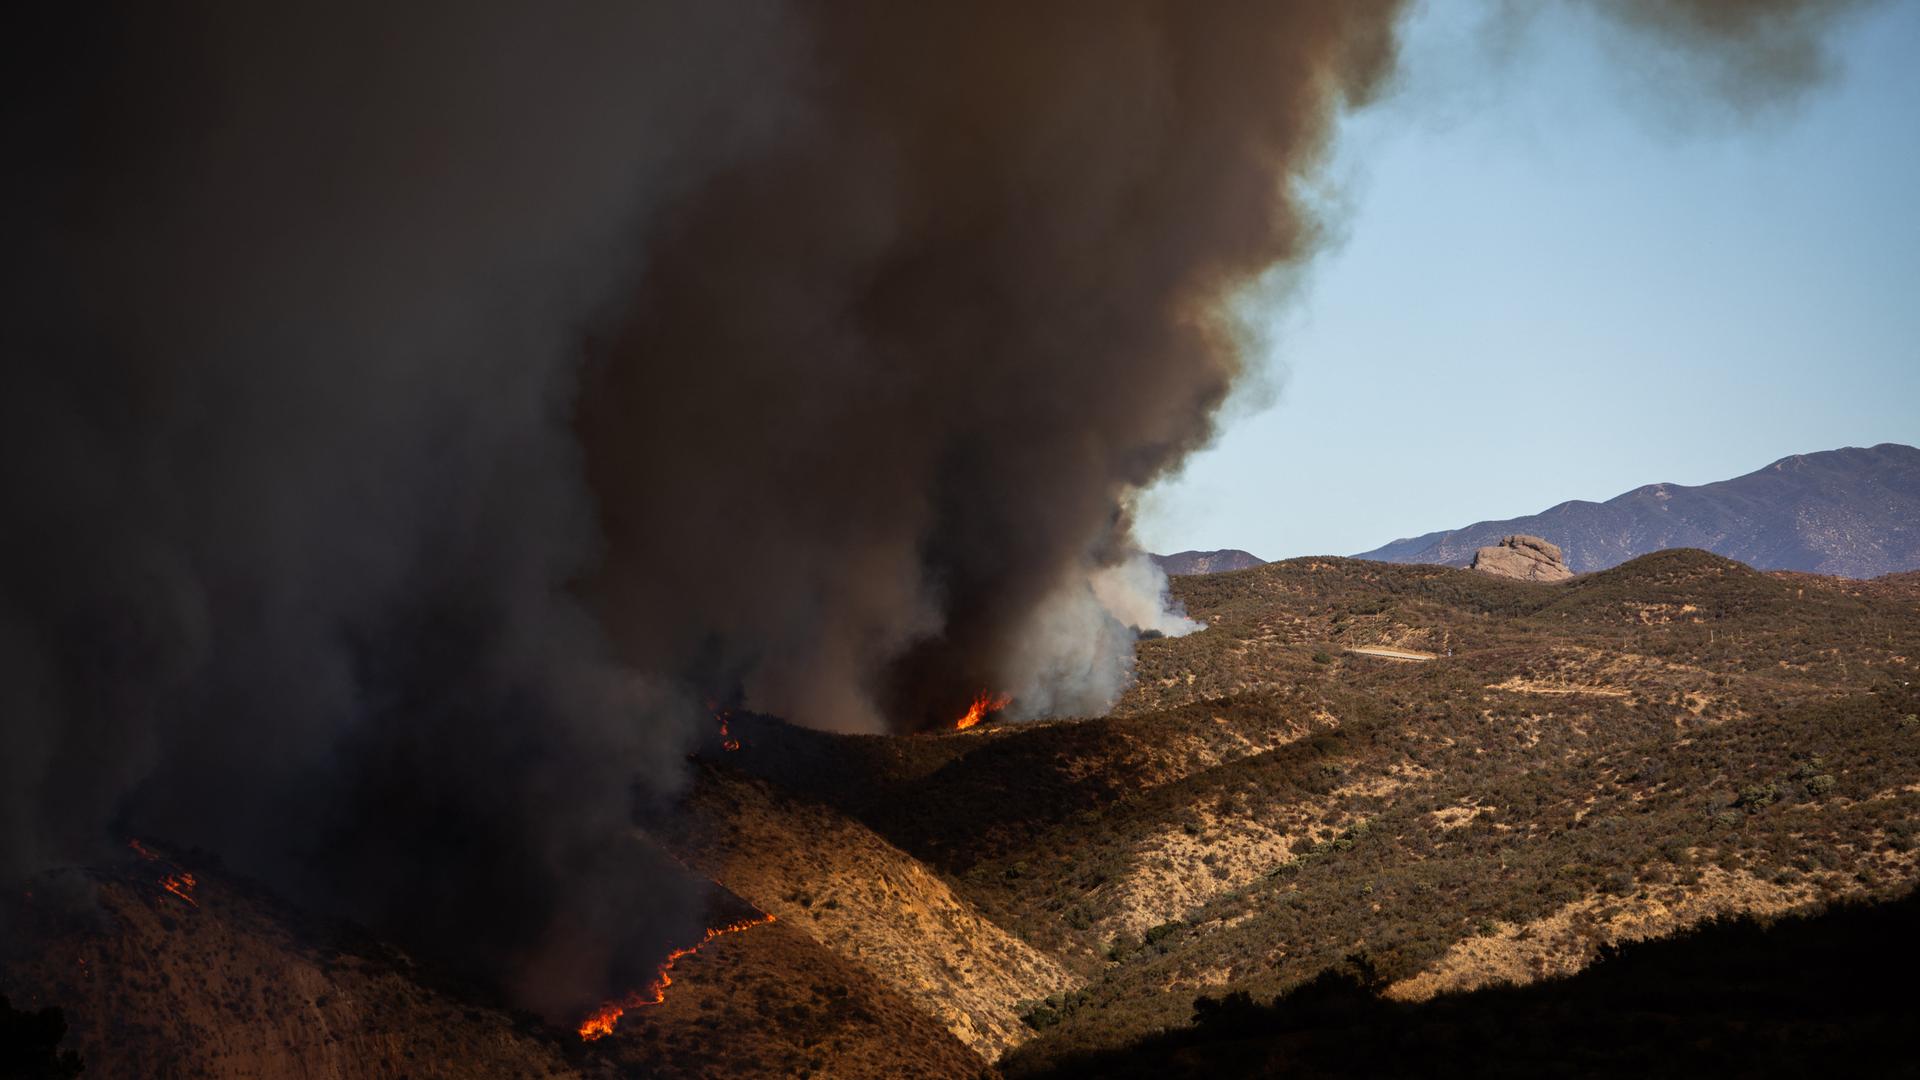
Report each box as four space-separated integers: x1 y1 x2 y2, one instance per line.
1145 921 1183 946
1019 989 1089 1030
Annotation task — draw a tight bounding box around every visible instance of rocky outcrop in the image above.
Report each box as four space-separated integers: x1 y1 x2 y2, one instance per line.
1470 535 1573 582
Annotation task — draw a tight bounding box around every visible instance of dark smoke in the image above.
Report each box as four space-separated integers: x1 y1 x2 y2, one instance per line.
578 1 1405 733
1580 0 1873 110
0 0 796 1018
0 0 1870 1024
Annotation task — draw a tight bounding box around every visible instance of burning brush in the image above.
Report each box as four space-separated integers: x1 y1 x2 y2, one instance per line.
127 839 199 908
577 910 776 1041
954 691 1012 731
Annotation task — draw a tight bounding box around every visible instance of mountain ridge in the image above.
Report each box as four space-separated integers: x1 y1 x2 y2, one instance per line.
1151 549 1266 576
1354 443 1920 577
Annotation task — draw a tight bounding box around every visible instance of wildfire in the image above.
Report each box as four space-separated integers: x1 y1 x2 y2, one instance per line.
128 838 199 908
705 699 742 752
954 691 1011 730
161 872 199 907
578 911 776 1041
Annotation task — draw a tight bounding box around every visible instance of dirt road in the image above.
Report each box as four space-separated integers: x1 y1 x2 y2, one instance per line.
1343 645 1437 662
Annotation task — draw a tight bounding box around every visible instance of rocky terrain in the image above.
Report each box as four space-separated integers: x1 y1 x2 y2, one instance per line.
1468 534 1573 582
1356 443 1920 577
1151 549 1266 576
7 549 1919 1077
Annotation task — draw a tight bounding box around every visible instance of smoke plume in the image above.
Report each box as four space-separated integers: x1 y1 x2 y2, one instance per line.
0 0 1870 1022
1584 0 1872 109
0 0 799 1017
576 1 1404 734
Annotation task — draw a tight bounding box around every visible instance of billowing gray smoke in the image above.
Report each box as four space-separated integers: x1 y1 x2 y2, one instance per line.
574 2 1404 734
0 0 798 1018
0 0 1868 1022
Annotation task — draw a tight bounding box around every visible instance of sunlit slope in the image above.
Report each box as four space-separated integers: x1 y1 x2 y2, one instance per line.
13 550 1913 1076
718 551 1920 1068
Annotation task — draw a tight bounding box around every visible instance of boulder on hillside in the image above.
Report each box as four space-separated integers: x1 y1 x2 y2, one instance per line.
1470 535 1573 582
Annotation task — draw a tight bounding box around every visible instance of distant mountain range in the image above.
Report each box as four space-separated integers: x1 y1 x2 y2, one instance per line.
1150 549 1266 576
1354 443 1920 578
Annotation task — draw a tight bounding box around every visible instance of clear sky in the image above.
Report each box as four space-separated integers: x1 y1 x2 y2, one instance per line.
1137 0 1920 560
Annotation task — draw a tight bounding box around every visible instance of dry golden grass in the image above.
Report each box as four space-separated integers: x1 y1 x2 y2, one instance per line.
663 770 1076 1060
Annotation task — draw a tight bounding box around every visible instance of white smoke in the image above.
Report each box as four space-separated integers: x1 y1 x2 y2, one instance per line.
1091 554 1206 640
1003 551 1201 719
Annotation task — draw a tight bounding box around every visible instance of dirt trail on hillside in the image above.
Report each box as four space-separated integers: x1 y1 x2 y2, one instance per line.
1344 646 1436 661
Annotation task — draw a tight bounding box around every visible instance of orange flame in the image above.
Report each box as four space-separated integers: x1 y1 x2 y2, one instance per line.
954 691 1011 730
578 911 776 1041
705 699 742 752
161 872 198 907
128 839 199 908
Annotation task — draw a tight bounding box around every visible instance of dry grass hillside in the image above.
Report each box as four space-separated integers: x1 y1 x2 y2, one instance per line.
8 550 1917 1076
591 913 982 1079
700 550 1920 1072
3 857 575 1080
3 845 978 1080
654 767 1076 1061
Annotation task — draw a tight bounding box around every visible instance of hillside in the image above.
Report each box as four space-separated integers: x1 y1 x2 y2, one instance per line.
1151 550 1266 576
8 551 1919 1076
1 843 981 1080
1085 559 1909 1061
1354 443 1920 577
703 550 1920 1071
2 854 579 1080
1025 891 1920 1078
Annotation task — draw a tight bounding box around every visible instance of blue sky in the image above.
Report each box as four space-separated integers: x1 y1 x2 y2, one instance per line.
1137 0 1920 560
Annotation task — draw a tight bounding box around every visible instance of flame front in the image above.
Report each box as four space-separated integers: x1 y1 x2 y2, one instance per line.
578 911 776 1041
128 839 200 908
954 691 1011 730
705 700 742 752
161 872 198 907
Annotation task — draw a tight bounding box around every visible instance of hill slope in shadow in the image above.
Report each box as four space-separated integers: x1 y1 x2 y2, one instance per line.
1013 888 1920 1078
